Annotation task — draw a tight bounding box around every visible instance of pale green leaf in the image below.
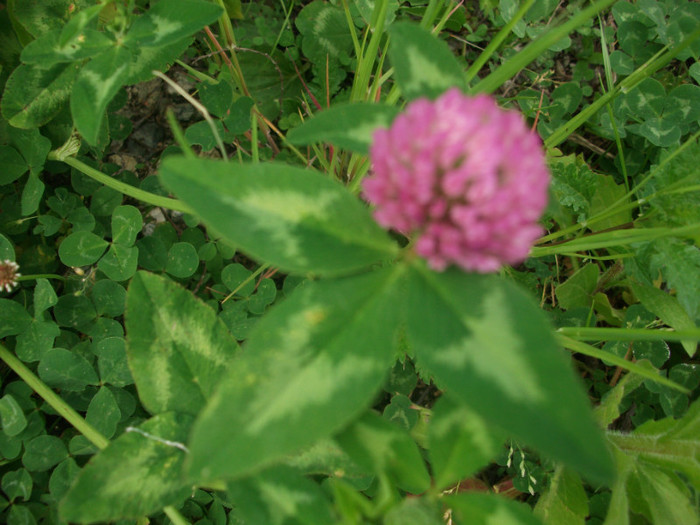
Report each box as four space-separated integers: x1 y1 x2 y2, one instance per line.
1 62 79 129
405 263 614 485
124 0 222 47
447 492 544 525
428 395 504 490
21 29 115 66
70 45 132 145
159 158 398 277
534 466 588 525
59 412 193 523
187 266 405 483
388 22 465 100
126 272 240 416
630 281 697 357
287 103 399 154
336 410 430 494
226 465 335 525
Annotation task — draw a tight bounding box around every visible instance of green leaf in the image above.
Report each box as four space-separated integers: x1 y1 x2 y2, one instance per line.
0 300 32 338
221 263 255 297
427 395 504 490
0 395 27 437
58 4 104 47
354 0 400 28
95 337 134 387
10 0 89 37
90 280 126 317
226 465 335 525
159 158 398 277
608 398 700 490
405 263 614 485
555 263 600 310
629 281 697 356
0 235 15 261
549 82 583 120
626 463 698 525
534 466 588 525
665 84 700 124
634 117 680 147
165 242 199 278
59 412 193 523
447 492 544 525
1 468 32 502
388 22 465 100
649 238 700 321
53 295 96 330
49 458 80 501
15 320 60 362
0 146 27 185
34 279 58 317
589 174 632 232
124 37 192 85
287 103 399 154
21 171 45 216
125 272 240 416
8 127 51 178
187 266 405 483
595 363 647 427
22 435 68 472
336 410 430 494
124 0 222 47
111 205 142 246
85 387 121 440
383 498 444 525
646 138 700 228
58 231 109 267
616 78 665 121
20 29 115 66
295 1 353 65
1 62 79 129
247 279 277 315
549 154 599 222
97 244 138 281
71 45 132 145
7 505 36 524
37 347 99 391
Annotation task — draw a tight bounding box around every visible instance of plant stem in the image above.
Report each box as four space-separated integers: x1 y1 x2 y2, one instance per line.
49 154 194 214
558 326 700 343
0 344 110 449
531 223 700 257
556 335 690 394
17 274 66 282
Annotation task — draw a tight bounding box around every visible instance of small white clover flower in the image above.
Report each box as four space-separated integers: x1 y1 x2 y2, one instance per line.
0 260 21 293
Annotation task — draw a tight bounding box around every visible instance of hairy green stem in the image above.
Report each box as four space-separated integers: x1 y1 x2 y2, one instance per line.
49 154 194 214
531 224 700 257
558 326 700 343
556 336 690 394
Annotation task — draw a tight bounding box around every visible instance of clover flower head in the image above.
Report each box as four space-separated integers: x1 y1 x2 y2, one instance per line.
0 260 21 293
362 88 550 273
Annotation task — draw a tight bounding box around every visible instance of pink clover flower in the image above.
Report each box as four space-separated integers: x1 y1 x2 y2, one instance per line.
362 88 550 273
